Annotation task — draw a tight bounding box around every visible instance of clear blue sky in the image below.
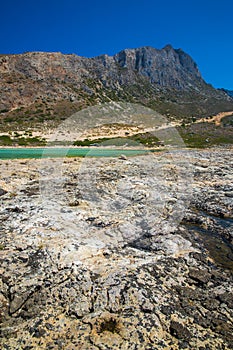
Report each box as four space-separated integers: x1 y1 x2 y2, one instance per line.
1 0 232 89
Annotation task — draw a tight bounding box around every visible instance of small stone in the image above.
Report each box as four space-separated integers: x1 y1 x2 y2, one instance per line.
170 321 191 340
118 154 127 160
0 188 7 196
188 268 211 285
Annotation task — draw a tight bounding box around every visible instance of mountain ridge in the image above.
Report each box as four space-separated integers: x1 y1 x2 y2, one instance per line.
0 45 233 130
218 88 233 98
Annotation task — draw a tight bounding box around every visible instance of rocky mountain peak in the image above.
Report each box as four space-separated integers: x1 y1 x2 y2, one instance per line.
113 45 202 88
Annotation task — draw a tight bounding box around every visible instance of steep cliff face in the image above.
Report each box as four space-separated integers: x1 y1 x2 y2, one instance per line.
0 45 232 128
113 45 203 89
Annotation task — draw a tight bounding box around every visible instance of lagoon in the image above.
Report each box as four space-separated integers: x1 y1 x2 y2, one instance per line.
0 147 152 159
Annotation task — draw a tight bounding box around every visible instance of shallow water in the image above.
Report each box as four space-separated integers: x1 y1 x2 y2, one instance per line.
0 147 152 159
186 219 233 271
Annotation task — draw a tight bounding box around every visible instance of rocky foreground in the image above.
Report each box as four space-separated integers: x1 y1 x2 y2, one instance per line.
0 147 232 349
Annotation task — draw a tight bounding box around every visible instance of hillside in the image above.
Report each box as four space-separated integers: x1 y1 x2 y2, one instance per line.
0 45 233 132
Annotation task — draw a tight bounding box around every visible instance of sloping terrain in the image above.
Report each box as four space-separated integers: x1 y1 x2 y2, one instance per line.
0 46 233 132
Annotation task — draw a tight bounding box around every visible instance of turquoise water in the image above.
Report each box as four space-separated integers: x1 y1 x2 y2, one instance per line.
0 147 152 159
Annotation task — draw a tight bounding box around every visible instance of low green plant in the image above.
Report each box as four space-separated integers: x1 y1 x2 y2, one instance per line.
0 135 13 145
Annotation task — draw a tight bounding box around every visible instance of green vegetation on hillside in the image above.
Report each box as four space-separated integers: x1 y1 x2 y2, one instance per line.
0 134 46 146
179 122 233 148
221 115 233 127
73 132 160 148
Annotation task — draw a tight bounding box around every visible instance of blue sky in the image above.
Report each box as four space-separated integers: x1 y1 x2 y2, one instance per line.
1 0 233 89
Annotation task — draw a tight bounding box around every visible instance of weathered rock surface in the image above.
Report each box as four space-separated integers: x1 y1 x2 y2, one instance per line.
0 147 233 349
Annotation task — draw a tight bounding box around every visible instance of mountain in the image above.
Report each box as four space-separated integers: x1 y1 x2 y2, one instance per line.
0 45 233 130
218 88 233 98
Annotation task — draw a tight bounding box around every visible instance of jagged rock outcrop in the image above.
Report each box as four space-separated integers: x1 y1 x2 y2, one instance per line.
114 45 203 89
